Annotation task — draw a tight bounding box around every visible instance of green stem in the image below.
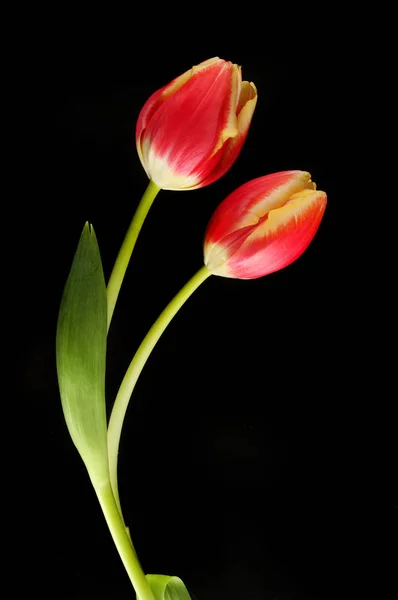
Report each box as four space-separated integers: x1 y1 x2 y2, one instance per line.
107 179 161 330
108 265 212 511
95 480 155 600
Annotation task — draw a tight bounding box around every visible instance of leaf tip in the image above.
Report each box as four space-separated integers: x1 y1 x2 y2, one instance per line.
83 221 94 235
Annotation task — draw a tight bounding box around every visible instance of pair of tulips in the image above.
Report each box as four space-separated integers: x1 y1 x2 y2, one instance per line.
57 56 327 600
136 56 327 281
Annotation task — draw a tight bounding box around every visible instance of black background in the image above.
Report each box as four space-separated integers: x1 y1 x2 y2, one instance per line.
18 8 396 600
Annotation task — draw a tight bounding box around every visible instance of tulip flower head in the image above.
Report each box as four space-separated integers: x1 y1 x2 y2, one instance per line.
136 57 257 191
204 171 327 279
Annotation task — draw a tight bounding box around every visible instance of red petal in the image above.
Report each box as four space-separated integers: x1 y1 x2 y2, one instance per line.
198 81 257 189
135 66 194 171
223 190 327 279
142 59 238 183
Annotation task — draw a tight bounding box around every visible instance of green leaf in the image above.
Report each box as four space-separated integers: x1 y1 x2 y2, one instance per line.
56 222 108 485
144 575 193 600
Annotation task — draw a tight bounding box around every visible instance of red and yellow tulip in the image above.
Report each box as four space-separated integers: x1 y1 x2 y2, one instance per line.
204 171 327 279
136 57 257 191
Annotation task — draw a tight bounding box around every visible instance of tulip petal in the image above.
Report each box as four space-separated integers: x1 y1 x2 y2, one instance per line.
210 64 241 153
220 190 327 279
236 80 255 115
197 82 258 189
136 67 194 174
136 61 224 174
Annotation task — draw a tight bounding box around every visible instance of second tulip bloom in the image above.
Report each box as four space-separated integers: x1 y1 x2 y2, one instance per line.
204 171 327 279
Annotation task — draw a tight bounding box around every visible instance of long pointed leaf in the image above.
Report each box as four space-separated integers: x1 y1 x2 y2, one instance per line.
56 222 108 485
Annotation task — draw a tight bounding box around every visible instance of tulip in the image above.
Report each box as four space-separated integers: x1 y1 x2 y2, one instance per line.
204 170 327 279
108 171 327 550
108 56 257 327
136 57 257 190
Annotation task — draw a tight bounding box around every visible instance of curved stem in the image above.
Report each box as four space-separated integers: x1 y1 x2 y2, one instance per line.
108 265 212 511
95 480 155 600
107 179 161 330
